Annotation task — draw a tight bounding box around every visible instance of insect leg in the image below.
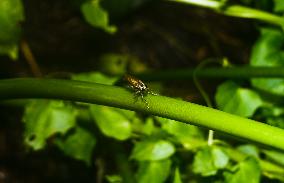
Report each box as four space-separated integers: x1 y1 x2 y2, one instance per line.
140 92 149 109
133 90 140 103
148 90 158 96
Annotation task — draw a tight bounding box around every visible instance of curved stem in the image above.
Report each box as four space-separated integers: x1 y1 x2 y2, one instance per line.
1 78 284 151
193 59 222 146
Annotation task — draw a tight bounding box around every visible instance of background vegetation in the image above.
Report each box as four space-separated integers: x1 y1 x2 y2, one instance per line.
1 0 284 182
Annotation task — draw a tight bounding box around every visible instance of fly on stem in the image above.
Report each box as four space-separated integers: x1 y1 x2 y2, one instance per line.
123 74 157 109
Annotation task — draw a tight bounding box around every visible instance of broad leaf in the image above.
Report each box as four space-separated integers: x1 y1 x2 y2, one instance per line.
81 0 116 34
224 157 261 183
156 117 204 150
215 81 262 117
23 100 77 150
55 126 96 166
250 28 284 96
273 0 284 13
0 0 24 59
136 159 171 183
193 146 217 176
131 139 175 161
212 146 230 169
193 146 229 176
90 105 132 140
237 144 259 158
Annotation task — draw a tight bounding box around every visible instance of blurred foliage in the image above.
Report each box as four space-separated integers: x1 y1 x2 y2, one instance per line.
2 0 284 182
273 0 284 13
250 28 284 96
81 0 116 34
0 0 24 59
215 81 262 117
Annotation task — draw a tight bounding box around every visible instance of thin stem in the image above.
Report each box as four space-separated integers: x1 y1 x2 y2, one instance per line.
1 78 284 151
20 40 42 77
193 58 222 146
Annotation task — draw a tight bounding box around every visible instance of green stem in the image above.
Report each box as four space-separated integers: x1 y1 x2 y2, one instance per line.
169 0 284 27
1 78 284 151
193 59 222 146
137 66 284 81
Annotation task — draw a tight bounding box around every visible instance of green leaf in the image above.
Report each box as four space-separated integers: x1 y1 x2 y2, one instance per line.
193 146 216 176
99 53 129 75
224 157 261 183
23 100 77 150
131 139 175 161
142 118 155 135
273 0 284 13
212 146 229 169
72 71 118 85
156 117 204 150
55 126 96 166
173 168 182 183
81 0 116 34
90 105 132 140
136 159 171 183
105 175 123 183
215 81 262 117
0 0 24 59
250 28 284 96
237 145 259 158
193 146 229 176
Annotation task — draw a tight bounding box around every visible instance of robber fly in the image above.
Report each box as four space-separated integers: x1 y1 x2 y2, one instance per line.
123 74 157 108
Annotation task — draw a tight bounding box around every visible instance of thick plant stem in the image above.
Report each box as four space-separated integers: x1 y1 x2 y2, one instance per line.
137 66 284 81
1 78 284 151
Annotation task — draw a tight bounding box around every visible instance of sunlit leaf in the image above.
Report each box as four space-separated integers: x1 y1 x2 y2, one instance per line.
215 81 262 117
136 159 171 183
0 0 24 59
55 126 96 166
250 28 284 96
81 0 116 34
90 105 132 140
224 157 261 183
193 146 217 176
193 146 229 176
212 146 229 169
237 145 259 158
23 100 77 150
131 139 175 161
